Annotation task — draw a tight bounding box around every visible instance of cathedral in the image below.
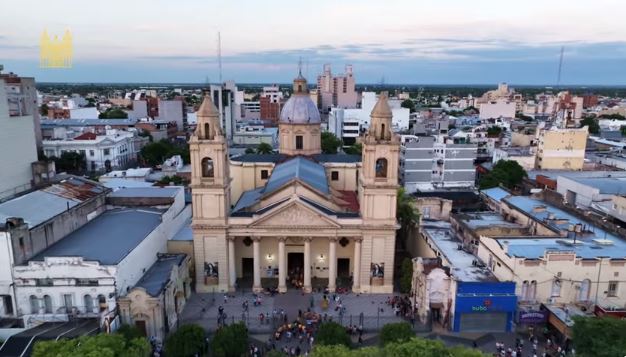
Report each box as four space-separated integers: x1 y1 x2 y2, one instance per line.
190 72 399 294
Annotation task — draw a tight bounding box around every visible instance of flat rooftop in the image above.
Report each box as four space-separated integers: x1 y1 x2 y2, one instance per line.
107 187 180 198
501 196 626 259
133 254 186 297
481 187 511 202
171 218 192 241
456 211 524 230
568 176 626 195
421 220 497 282
29 208 163 265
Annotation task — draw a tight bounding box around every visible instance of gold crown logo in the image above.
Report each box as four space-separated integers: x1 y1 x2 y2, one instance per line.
40 29 73 68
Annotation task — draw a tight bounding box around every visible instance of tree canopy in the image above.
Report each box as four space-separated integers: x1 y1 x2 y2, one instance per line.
580 117 599 134
256 142 274 154
164 324 206 357
572 316 626 357
140 139 189 167
99 107 128 119
53 151 86 173
398 259 414 295
310 337 485 357
344 142 362 155
400 99 416 113
479 160 527 190
315 321 351 348
397 187 420 240
211 322 248 357
32 332 150 357
598 113 626 120
379 322 414 346
321 132 343 154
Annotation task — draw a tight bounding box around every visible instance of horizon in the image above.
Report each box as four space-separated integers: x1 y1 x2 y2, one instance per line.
3 0 626 85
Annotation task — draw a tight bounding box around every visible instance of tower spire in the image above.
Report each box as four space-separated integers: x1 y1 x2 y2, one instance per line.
298 57 303 77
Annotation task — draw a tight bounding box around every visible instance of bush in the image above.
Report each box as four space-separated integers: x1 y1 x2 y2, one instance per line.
165 324 206 357
399 258 413 294
211 322 248 357
32 333 150 357
315 321 351 348
379 322 414 346
116 324 144 342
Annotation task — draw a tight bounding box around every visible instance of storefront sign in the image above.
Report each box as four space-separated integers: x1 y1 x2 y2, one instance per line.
519 310 547 324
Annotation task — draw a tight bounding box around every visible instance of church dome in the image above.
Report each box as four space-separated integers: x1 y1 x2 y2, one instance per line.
279 72 321 124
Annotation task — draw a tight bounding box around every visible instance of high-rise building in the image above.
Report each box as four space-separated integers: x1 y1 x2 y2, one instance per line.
0 76 39 200
535 126 588 170
0 69 41 148
316 64 357 112
259 85 282 123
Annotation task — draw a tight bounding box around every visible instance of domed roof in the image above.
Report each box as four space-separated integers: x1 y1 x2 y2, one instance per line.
279 94 321 124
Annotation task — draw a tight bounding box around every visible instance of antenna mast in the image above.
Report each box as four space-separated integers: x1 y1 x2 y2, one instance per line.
217 31 222 84
556 46 564 89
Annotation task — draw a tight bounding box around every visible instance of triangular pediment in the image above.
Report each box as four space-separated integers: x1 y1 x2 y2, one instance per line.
251 199 340 228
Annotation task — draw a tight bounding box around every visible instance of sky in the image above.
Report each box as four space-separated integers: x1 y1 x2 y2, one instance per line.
1 0 626 85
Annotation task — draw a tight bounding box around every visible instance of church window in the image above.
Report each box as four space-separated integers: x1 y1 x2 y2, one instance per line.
331 171 339 181
375 158 388 178
261 170 269 179
296 135 303 150
204 123 211 140
201 157 214 178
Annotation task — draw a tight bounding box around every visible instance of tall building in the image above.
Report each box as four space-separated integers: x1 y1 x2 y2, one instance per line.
0 76 38 200
259 85 282 123
535 126 588 170
316 64 357 112
191 72 398 294
0 69 41 148
209 80 244 142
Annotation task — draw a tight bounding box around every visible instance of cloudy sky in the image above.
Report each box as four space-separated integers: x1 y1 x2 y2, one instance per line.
1 0 626 84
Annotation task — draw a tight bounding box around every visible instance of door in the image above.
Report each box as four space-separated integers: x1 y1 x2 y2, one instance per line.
1 295 13 315
135 320 147 336
242 258 254 278
287 253 304 274
459 312 508 332
337 258 350 277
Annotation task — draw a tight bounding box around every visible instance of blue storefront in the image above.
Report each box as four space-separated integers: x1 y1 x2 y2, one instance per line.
452 281 517 332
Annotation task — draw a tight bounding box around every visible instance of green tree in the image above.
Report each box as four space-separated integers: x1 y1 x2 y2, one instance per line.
211 322 247 357
572 316 626 357
621 126 626 137
116 324 143 342
383 338 450 357
32 333 150 357
256 142 274 154
344 142 362 155
379 322 414 346
399 258 413 294
138 129 153 142
315 322 351 348
165 324 206 357
321 132 342 154
479 160 527 190
397 187 419 241
99 107 128 119
580 117 599 134
139 139 189 166
54 151 86 173
245 147 255 154
486 126 502 137
400 99 415 113
265 350 287 357
598 113 625 120
40 103 49 116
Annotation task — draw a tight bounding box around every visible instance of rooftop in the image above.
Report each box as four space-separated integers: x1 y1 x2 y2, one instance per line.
29 208 163 265
107 187 180 198
481 187 511 202
132 254 186 297
41 118 139 127
567 176 626 195
171 218 192 241
421 220 497 282
456 211 524 230
0 177 107 228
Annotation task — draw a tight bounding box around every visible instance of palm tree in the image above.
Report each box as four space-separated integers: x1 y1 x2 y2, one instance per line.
256 142 274 154
396 187 419 241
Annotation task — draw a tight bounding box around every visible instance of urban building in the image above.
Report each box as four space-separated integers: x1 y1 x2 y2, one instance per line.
190 72 398 294
1 70 41 147
479 99 516 120
259 85 283 123
209 81 244 142
535 127 588 170
0 77 39 200
317 64 357 112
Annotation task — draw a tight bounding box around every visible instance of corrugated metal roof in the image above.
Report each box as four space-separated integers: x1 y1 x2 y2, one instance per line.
29 208 163 265
481 187 510 202
132 254 186 297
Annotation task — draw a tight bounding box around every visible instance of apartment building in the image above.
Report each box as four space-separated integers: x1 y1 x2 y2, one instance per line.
535 127 588 170
317 64 357 112
259 85 283 122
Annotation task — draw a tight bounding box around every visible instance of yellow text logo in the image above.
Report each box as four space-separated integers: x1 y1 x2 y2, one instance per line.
40 29 73 68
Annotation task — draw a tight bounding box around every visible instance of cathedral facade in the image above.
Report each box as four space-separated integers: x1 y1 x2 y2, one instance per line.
190 73 399 294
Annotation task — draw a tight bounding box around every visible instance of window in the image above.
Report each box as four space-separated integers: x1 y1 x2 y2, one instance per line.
331 171 339 181
296 135 303 150
83 295 93 313
201 157 214 178
76 279 99 286
29 295 39 314
204 123 211 139
261 170 269 180
63 294 73 312
43 295 52 313
375 158 388 178
36 278 53 287
89 150 95 157
103 148 110 156
79 150 86 157
551 279 562 297
608 281 619 297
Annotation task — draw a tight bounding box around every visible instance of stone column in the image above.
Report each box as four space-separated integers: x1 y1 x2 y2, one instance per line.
228 237 236 292
252 237 262 293
278 237 287 293
328 237 337 293
352 237 362 292
303 237 312 293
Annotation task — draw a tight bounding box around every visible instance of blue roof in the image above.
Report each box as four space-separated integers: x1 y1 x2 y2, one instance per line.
41 118 138 127
30 208 163 265
264 157 329 196
133 254 186 297
569 177 626 195
501 196 626 259
481 187 510 202
171 218 192 241
108 187 181 198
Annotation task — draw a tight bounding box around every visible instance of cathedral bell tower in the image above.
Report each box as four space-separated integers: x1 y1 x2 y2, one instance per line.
190 95 231 293
357 92 399 293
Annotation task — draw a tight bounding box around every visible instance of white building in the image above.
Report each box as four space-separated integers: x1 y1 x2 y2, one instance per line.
12 187 189 327
479 99 516 120
0 78 38 200
42 129 144 172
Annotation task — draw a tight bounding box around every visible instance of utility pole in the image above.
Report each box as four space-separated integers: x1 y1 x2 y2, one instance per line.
217 31 222 85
